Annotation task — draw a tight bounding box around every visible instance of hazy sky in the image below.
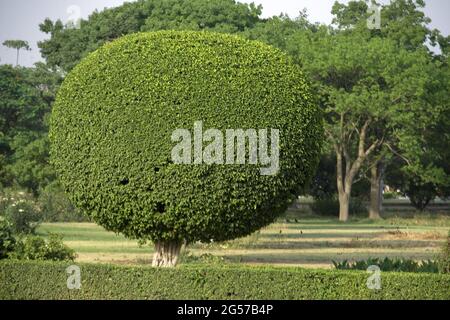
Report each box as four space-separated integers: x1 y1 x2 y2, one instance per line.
1 0 449 67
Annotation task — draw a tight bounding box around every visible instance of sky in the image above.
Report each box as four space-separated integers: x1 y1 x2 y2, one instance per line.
0 0 449 67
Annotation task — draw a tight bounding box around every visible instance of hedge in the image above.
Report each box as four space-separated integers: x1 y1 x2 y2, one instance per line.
49 30 323 244
1 260 448 300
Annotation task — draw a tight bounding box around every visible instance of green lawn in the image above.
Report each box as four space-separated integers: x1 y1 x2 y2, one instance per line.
36 214 450 268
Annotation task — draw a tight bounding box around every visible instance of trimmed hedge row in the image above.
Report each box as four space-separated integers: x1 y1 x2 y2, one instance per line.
1 260 449 300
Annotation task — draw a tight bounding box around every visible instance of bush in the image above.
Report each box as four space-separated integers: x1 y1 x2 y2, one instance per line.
0 220 16 259
0 260 448 299
311 198 367 217
9 233 75 261
383 191 400 200
311 198 339 216
333 257 440 273
349 197 368 216
179 250 226 265
3 201 41 234
50 31 323 246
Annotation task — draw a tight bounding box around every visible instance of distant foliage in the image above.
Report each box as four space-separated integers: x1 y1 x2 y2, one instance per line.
38 0 263 72
311 198 367 217
0 64 61 195
0 191 41 234
308 154 337 200
38 184 87 222
311 198 340 216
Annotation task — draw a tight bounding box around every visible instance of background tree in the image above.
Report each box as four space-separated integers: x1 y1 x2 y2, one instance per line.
2 40 31 66
329 0 450 217
0 64 62 194
38 0 263 73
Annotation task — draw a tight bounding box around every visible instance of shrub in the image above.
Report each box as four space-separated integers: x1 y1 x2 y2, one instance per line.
179 250 226 265
311 198 367 217
333 257 440 273
383 191 400 200
9 234 75 261
349 197 368 216
0 220 16 259
44 234 76 261
3 200 41 234
0 261 449 300
311 198 339 216
50 31 323 266
0 189 42 234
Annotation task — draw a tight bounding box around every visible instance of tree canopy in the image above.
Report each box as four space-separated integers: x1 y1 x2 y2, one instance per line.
38 0 263 73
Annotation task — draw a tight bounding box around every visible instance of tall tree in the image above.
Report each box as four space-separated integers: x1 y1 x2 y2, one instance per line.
331 0 450 217
0 64 62 194
281 21 446 221
38 0 263 73
2 40 31 66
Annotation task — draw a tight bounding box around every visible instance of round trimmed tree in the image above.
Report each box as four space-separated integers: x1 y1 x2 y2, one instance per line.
50 31 323 267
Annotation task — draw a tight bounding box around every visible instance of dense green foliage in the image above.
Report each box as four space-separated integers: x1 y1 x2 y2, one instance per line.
0 191 75 261
38 0 263 72
0 190 42 234
0 260 448 299
311 198 367 217
0 63 61 194
0 221 16 259
242 0 450 215
3 201 41 234
0 219 74 261
8 234 75 261
50 31 322 243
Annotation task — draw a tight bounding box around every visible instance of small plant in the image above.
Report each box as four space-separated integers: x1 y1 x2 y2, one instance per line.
1 190 42 234
180 250 225 265
3 201 41 234
383 191 400 200
333 257 440 273
437 231 450 274
9 233 76 261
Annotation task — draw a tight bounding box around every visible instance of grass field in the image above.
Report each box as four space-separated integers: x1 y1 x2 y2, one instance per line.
36 213 450 269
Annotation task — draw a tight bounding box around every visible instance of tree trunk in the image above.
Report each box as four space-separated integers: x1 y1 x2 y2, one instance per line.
152 240 182 268
329 116 380 223
369 163 383 219
16 49 19 66
339 192 350 222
